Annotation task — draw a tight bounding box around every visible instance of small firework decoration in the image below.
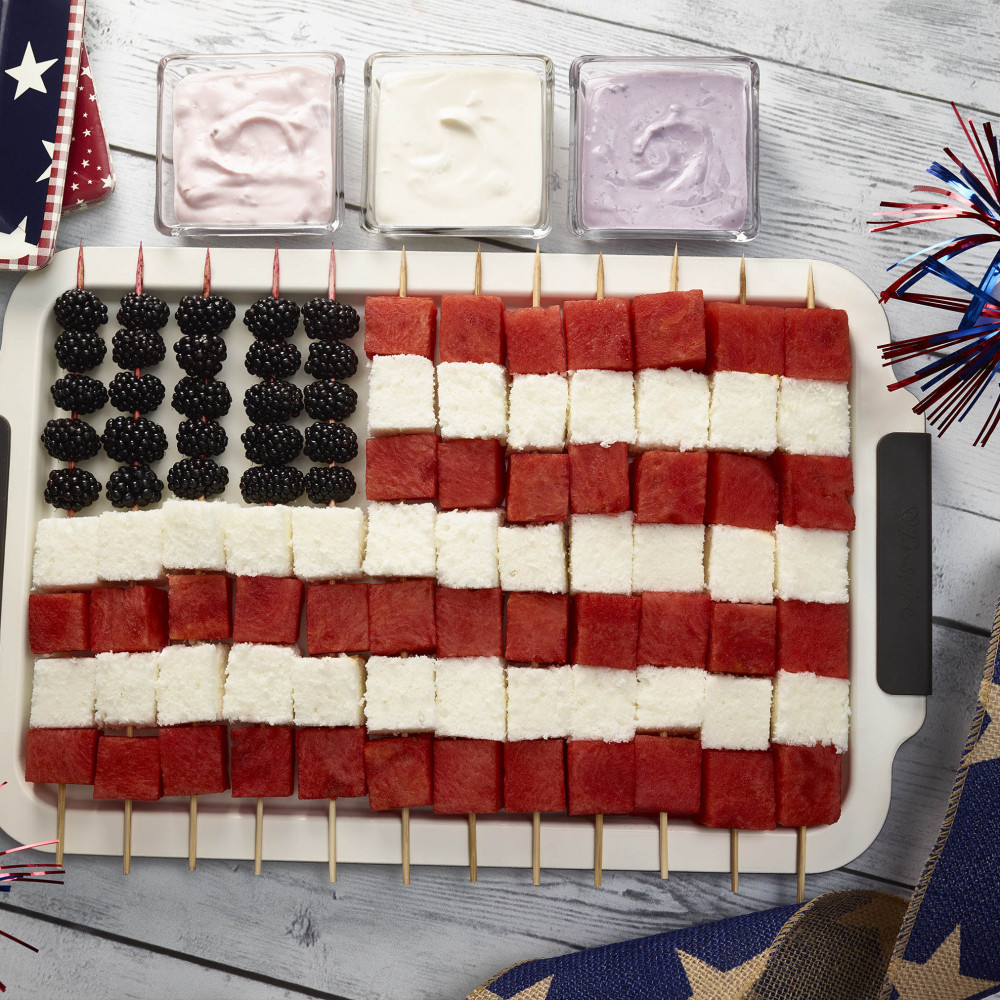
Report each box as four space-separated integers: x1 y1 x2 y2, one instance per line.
871 103 1000 444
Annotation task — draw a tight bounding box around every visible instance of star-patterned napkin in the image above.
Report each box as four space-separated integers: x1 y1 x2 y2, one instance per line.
62 42 114 214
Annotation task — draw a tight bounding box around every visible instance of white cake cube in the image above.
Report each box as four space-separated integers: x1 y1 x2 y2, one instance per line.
636 368 710 451
569 513 634 594
155 643 226 725
29 657 96 728
635 665 707 732
292 506 366 581
708 371 778 453
95 652 159 727
436 362 507 440
507 373 568 451
434 656 506 740
364 655 436 732
96 509 164 582
292 654 365 727
568 370 636 445
771 670 850 752
505 665 572 741
362 502 436 578
497 523 567 593
570 665 637 742
777 378 850 457
435 510 499 589
161 499 226 571
224 505 292 577
33 516 99 588
633 524 705 593
706 525 775 603
774 525 849 603
368 354 436 435
223 643 296 725
701 674 773 750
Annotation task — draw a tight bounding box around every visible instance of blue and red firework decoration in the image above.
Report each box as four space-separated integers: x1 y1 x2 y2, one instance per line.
872 103 1000 444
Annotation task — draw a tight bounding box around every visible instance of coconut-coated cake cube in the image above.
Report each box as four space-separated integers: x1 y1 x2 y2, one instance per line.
774 525 849 603
777 377 850 457
362 502 437 578
97 509 164 582
507 373 568 451
635 368 710 451
771 670 850 752
568 370 636 445
33 516 100 589
505 665 572 741
29 657 96 728
291 654 365 727
224 505 292 577
161 499 226 571
95 651 159 727
633 524 705 593
570 665 637 743
436 362 507 440
363 654 436 732
700 674 773 750
155 642 226 725
292 506 366 581
570 513 634 594
706 525 775 603
434 656 506 740
368 353 437 435
435 510 499 589
222 643 297 725
497 523 567 593
708 371 778 453
635 665 707 732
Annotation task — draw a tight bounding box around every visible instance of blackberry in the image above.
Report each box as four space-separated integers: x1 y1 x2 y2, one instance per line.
240 464 304 505
175 294 236 336
167 457 228 499
304 421 358 464
106 463 163 508
109 371 165 413
176 418 228 458
304 465 356 505
303 380 357 422
304 340 358 380
302 297 360 340
242 423 303 465
243 296 300 339
174 334 226 377
53 288 108 333
172 376 232 419
117 291 169 331
101 415 168 464
243 379 303 423
54 329 106 372
40 418 101 462
44 466 101 510
50 374 108 414
245 339 301 378
111 328 166 369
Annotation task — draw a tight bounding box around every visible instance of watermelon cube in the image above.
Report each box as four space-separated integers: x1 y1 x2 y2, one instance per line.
707 603 776 676
232 576 303 645
631 290 706 371
505 305 566 375
306 582 369 655
571 593 640 670
505 592 569 664
705 453 778 530
563 298 633 371
93 736 162 800
567 740 635 815
159 725 229 796
773 743 843 827
368 578 436 655
25 728 99 785
363 296 436 359
506 453 570 523
699 749 775 829
436 587 503 657
230 726 294 798
168 573 231 642
366 434 438 502
364 734 433 810
90 585 168 654
776 601 849 679
784 308 851 382
296 726 367 799
432 739 503 814
774 454 854 531
569 442 630 515
705 302 785 375
438 438 505 510
28 591 89 654
440 294 505 364
634 735 701 815
637 591 711 667
632 451 707 524
503 740 566 813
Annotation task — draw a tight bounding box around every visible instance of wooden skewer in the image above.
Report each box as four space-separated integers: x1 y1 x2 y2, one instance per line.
531 811 541 886
532 245 541 309
670 242 679 293
596 252 605 301
402 805 411 885
329 800 337 883
738 254 747 306
124 725 134 875
468 812 478 882
474 244 482 295
188 796 197 872
254 796 264 876
399 246 407 298
56 784 66 867
593 252 607 888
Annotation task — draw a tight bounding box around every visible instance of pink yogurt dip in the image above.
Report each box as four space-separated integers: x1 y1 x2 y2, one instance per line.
173 65 334 226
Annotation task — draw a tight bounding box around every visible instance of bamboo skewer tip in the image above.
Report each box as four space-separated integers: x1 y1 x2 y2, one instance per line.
329 799 337 884
399 246 407 297
670 243 679 293
531 811 541 886
55 783 66 867
659 812 669 880
468 813 478 883
532 245 542 308
596 253 605 300
806 264 816 309
254 797 264 877
188 795 197 872
474 245 482 295
401 805 411 885
594 813 604 887
738 255 747 306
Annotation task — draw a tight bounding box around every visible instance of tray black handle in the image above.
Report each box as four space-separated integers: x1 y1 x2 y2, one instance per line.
876 431 932 696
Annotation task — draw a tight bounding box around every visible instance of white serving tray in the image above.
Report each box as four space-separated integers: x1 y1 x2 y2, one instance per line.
0 247 926 875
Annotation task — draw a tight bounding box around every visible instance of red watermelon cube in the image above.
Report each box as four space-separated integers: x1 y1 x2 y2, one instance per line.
366 433 438 502
503 740 566 813
440 294 504 364
306 582 369 655
25 728 99 785
368 579 436 655
93 736 162 801
296 727 367 800
159 725 229 796
784 308 851 382
634 735 701 815
438 438 505 510
363 296 436 359
707 603 776 676
699 749 775 829
637 591 711 667
506 452 570 523
364 735 433 810
28 591 89 654
705 302 784 375
433 739 503 814
567 740 635 815
774 454 854 531
564 298 633 371
571 593 640 670
706 453 778 530
774 744 843 827
777 601 849 679
230 727 294 798
569 442 630 515
168 573 231 642
505 592 569 664
436 587 503 657
232 576 303 645
505 305 566 375
631 290 707 371
90 585 168 654
632 451 708 524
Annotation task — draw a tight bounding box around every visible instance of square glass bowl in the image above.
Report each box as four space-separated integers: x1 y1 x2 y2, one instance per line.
569 55 759 241
362 52 553 238
156 51 344 237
